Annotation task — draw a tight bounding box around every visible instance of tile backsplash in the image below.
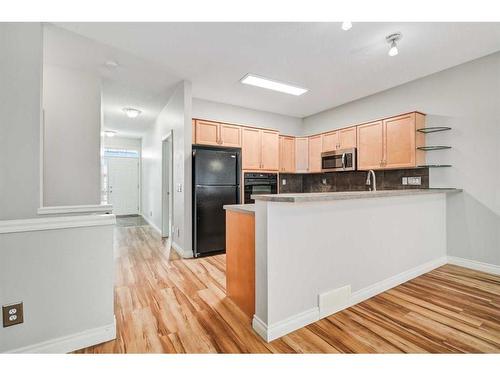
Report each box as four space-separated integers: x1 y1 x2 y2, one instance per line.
279 168 429 194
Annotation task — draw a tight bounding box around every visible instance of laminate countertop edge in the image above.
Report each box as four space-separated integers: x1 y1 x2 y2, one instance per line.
251 188 462 203
223 204 256 214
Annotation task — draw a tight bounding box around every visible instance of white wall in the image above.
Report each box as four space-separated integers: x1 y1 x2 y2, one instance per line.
43 64 102 207
142 81 193 256
0 23 43 220
0 216 115 353
254 193 447 340
303 52 500 266
192 97 303 136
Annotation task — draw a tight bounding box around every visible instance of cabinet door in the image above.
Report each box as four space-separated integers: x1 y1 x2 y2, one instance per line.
339 126 357 149
242 127 262 170
357 121 383 170
192 119 196 144
220 123 241 147
308 135 323 173
261 130 279 171
195 120 220 146
295 137 309 173
384 113 416 169
322 131 338 152
279 136 295 173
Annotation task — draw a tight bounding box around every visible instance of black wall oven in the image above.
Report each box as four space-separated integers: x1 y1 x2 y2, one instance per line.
244 172 278 203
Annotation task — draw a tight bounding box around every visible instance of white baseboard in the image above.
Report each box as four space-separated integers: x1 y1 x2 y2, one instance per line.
5 319 116 353
253 256 447 342
252 307 319 343
172 241 193 259
447 256 500 275
140 214 162 234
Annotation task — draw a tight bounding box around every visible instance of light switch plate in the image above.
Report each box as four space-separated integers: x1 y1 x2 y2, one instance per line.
402 177 408 185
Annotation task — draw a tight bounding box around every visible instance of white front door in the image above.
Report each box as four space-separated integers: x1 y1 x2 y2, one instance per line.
107 157 139 215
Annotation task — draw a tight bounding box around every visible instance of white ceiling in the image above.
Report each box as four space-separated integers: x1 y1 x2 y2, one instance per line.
52 22 500 134
44 24 181 137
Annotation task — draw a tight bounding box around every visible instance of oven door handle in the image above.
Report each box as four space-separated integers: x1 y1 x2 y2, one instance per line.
341 153 346 170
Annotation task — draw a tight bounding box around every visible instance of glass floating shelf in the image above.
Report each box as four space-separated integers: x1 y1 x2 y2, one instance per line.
417 164 452 168
417 126 452 134
417 146 452 151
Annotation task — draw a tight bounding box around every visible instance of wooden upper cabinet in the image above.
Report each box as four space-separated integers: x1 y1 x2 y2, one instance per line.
308 135 323 173
220 123 241 147
295 137 309 173
357 121 384 170
261 130 279 171
279 136 295 173
195 120 220 146
383 113 416 169
242 127 262 170
322 131 338 152
339 126 357 149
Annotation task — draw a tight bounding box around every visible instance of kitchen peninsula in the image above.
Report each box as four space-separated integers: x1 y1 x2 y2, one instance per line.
225 188 461 342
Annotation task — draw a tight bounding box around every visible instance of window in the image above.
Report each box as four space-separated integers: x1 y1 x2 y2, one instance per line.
103 148 140 158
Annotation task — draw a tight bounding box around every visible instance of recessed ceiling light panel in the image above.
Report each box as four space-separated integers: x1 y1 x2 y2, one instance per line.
123 107 142 118
240 74 308 96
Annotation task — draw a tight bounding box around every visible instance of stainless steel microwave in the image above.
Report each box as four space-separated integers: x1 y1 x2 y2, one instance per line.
321 148 357 172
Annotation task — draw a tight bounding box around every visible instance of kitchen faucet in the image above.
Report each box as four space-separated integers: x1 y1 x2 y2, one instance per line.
366 170 377 191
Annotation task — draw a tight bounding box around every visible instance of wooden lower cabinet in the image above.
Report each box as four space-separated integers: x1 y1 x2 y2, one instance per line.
226 210 255 318
308 134 323 173
279 136 295 173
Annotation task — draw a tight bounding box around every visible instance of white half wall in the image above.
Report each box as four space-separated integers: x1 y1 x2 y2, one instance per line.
254 193 448 341
0 23 43 220
302 52 500 266
142 81 193 256
192 97 303 136
0 214 116 353
42 64 102 207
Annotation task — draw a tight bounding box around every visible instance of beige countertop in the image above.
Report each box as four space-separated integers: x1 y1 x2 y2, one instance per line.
251 188 462 203
223 204 255 214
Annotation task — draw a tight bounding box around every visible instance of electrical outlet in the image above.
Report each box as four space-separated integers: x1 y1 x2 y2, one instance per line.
176 227 180 238
282 179 287 185
402 177 408 185
176 184 182 192
150 211 153 217
407 177 422 185
322 178 327 185
3 302 23 327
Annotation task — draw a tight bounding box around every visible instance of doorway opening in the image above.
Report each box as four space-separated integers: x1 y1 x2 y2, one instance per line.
162 131 173 238
102 147 140 216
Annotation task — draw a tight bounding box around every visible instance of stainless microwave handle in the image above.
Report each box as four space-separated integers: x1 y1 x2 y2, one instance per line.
341 153 346 170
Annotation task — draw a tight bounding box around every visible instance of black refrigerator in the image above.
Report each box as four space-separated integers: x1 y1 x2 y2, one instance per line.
192 145 241 257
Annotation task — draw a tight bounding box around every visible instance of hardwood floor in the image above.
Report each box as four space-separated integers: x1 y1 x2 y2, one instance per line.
76 225 500 353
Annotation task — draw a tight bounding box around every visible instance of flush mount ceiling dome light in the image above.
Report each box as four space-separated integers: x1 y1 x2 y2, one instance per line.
386 32 402 57
240 74 308 96
102 130 117 137
123 107 142 118
341 21 352 31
